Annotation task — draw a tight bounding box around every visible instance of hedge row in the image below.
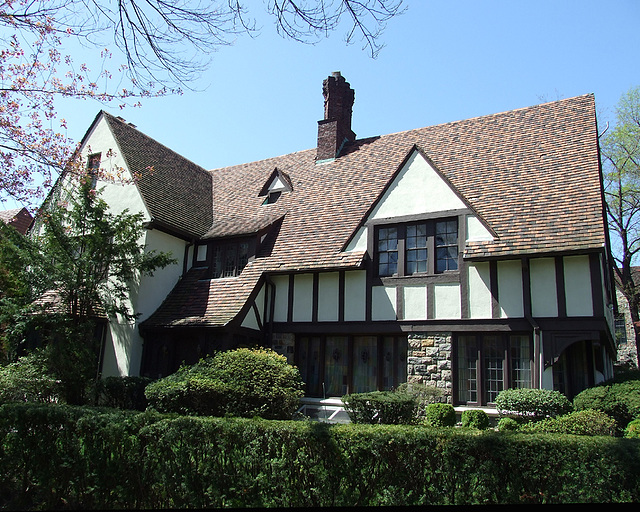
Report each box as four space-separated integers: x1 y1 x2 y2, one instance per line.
1 403 639 509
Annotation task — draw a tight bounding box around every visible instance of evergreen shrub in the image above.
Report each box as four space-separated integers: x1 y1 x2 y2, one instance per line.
145 348 304 419
495 388 573 422
94 376 153 410
395 381 445 419
1 403 640 507
460 409 490 430
625 419 640 439
342 391 418 424
520 409 617 437
425 403 456 427
573 380 640 433
0 352 61 404
497 417 520 432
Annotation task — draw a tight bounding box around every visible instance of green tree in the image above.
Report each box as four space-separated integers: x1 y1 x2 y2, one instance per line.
602 85 640 368
0 174 175 403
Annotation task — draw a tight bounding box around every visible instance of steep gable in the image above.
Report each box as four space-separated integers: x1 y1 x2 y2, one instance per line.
103 112 214 239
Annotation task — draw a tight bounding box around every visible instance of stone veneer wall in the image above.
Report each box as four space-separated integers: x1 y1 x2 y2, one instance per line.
407 332 453 403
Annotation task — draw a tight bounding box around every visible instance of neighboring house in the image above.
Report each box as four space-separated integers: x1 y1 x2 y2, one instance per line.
0 207 33 235
62 72 616 407
614 267 639 368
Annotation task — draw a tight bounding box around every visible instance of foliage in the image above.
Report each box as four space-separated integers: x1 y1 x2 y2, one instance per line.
0 0 404 206
520 409 617 437
460 409 490 430
0 180 174 404
601 85 640 368
495 388 573 422
395 381 445 418
0 352 60 404
573 380 640 433
2 403 640 507
341 390 418 424
424 403 456 427
497 417 520 432
93 376 153 411
625 419 640 439
145 348 304 419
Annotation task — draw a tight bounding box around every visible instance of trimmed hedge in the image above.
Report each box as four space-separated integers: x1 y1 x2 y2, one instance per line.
461 409 490 430
520 409 617 437
495 388 573 421
144 348 304 419
573 380 640 432
342 391 418 424
0 403 639 508
425 403 456 427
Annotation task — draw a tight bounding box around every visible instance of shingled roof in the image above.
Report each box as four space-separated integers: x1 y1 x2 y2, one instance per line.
102 112 213 238
0 207 33 235
141 93 606 329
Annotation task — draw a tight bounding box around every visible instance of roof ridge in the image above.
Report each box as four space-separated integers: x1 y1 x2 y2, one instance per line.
102 111 212 179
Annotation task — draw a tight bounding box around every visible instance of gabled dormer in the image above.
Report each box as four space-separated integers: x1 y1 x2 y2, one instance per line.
258 168 293 205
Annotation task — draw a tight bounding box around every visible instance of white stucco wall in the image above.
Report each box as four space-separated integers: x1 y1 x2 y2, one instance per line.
563 255 593 317
403 285 427 320
498 260 524 318
272 275 289 322
372 286 396 321
344 270 366 321
530 258 558 317
468 262 492 318
369 151 467 220
318 272 340 322
434 283 461 319
293 273 314 322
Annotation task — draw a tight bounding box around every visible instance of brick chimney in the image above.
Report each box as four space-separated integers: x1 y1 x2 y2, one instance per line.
316 72 356 162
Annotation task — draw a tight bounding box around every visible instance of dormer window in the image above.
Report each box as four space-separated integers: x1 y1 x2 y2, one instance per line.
259 168 292 205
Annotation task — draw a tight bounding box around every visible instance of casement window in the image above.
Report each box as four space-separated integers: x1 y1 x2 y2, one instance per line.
296 334 407 397
456 333 532 405
375 218 458 277
211 241 249 278
87 153 101 188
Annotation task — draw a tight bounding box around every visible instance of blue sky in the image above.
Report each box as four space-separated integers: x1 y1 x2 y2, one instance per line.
5 0 640 208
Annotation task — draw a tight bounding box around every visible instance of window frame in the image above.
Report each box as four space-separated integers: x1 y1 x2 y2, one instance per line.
454 332 533 406
373 217 460 279
195 237 255 279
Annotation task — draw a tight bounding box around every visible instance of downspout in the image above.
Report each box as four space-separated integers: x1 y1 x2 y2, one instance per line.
526 313 542 389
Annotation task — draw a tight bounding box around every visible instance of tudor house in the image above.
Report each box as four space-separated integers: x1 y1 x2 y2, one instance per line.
69 72 616 406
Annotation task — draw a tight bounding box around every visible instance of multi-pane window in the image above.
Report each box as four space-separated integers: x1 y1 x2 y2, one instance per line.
406 224 428 274
377 227 398 277
210 241 250 278
457 333 532 405
436 220 458 272
376 219 458 277
87 153 101 188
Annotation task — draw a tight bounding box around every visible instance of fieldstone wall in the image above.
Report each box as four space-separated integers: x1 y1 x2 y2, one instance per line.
407 332 453 403
271 333 295 365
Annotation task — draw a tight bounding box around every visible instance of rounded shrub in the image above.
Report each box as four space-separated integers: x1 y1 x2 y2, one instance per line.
497 417 520 432
342 391 418 424
425 403 456 427
624 419 640 439
145 348 304 419
520 409 617 436
460 409 490 430
0 352 61 404
573 380 640 432
494 388 572 422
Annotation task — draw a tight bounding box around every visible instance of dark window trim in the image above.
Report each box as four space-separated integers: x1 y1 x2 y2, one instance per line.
453 332 533 406
373 216 461 280
193 236 257 279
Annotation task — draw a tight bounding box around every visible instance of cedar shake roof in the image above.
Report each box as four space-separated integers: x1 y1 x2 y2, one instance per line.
0 207 33 235
102 112 213 238
141 94 607 328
